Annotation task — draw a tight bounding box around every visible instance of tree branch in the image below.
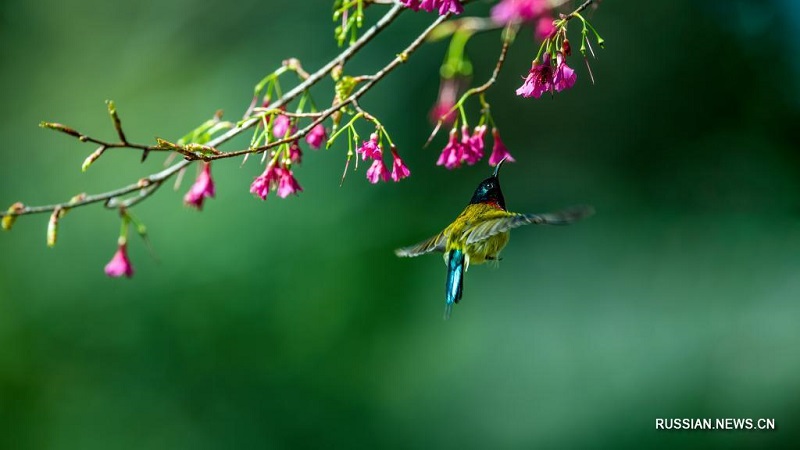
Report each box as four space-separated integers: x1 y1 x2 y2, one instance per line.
1 3 408 219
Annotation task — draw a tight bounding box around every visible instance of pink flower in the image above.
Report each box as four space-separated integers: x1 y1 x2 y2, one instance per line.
105 243 133 278
305 124 327 149
272 114 295 139
420 0 437 12
553 51 577 92
429 77 463 125
436 128 464 170
357 133 381 161
183 162 215 210
461 124 477 166
463 125 486 165
390 146 411 182
516 53 554 98
366 158 391 184
535 16 556 41
250 163 279 200
403 0 463 15
275 167 303 198
251 162 302 200
489 128 516 166
289 141 303 164
437 0 463 15
429 99 456 125
400 0 421 11
492 0 548 24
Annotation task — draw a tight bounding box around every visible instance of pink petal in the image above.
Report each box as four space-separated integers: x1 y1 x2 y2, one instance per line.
104 244 133 278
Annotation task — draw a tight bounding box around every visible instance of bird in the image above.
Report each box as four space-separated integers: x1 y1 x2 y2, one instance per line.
394 158 594 319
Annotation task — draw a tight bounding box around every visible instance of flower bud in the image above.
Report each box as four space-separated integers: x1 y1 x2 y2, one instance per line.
105 243 134 278
2 202 24 231
47 207 65 247
69 193 87 205
82 146 107 172
331 64 343 81
562 39 571 57
39 122 81 138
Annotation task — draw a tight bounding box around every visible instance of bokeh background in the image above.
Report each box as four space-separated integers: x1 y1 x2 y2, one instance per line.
1 0 799 448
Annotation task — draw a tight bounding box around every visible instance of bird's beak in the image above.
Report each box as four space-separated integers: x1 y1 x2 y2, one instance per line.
493 156 507 177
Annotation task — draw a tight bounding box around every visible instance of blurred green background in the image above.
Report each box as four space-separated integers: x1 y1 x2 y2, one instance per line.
1 0 799 448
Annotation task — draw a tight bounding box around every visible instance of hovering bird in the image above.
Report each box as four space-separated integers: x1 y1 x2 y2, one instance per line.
395 158 594 318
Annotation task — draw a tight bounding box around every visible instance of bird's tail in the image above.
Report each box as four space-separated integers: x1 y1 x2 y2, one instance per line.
444 249 465 319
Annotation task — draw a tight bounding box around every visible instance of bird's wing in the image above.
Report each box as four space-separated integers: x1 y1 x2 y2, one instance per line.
464 205 595 244
394 233 446 257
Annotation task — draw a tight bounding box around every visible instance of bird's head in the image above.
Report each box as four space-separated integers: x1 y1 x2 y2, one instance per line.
469 157 507 209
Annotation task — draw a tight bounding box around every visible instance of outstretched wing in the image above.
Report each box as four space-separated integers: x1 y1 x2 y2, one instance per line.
464 205 594 244
395 233 446 257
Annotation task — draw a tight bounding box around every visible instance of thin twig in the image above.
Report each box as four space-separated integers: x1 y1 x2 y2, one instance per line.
40 122 161 153
466 34 511 96
252 109 325 119
567 0 596 19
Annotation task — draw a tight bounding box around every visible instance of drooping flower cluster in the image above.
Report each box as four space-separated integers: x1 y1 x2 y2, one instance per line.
246 114 329 201
516 51 576 98
250 162 303 200
437 125 514 170
357 133 410 184
183 162 215 209
400 0 463 15
437 125 484 169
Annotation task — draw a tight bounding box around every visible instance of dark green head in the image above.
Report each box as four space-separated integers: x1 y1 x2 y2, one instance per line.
469 158 507 209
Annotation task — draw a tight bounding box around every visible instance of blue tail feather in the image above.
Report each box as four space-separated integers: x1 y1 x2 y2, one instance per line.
445 249 465 318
